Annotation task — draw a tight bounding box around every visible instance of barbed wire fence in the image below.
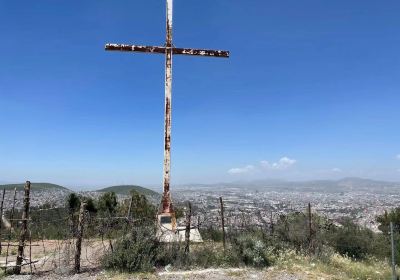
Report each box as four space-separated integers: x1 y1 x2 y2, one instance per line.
0 183 157 275
0 186 396 276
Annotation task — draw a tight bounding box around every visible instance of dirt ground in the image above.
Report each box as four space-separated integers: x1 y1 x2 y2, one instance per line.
4 268 305 280
0 239 106 274
0 240 311 279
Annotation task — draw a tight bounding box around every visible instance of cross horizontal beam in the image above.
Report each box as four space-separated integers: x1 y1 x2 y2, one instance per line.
105 44 229 58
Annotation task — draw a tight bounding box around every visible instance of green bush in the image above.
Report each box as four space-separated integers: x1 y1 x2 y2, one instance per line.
102 226 159 272
232 233 271 267
102 227 256 272
376 208 400 235
155 242 185 267
154 242 241 269
325 218 376 260
188 245 240 268
200 227 224 242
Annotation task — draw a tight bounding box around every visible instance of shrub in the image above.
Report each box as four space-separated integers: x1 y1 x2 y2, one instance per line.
325 218 375 260
199 227 223 242
155 242 185 267
188 245 240 268
102 226 159 272
102 227 245 272
232 233 271 267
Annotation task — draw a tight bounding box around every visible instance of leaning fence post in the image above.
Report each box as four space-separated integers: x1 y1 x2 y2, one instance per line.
74 201 86 274
185 202 192 253
0 188 5 254
219 197 226 250
14 181 31 274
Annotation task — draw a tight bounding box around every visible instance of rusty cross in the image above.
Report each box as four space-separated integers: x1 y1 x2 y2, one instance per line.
105 0 229 231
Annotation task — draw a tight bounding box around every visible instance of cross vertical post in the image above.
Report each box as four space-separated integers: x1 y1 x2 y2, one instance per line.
160 0 175 229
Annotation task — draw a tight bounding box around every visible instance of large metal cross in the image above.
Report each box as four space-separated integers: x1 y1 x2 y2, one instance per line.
105 0 229 231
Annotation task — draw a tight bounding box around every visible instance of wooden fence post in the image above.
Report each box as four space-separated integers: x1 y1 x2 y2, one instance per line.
14 181 31 274
0 189 5 254
270 212 274 236
5 187 17 272
308 202 315 254
219 197 226 250
390 222 397 280
74 201 86 274
308 202 312 241
185 202 192 253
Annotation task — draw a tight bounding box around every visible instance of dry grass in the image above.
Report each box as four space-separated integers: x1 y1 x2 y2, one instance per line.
95 250 393 280
274 248 392 280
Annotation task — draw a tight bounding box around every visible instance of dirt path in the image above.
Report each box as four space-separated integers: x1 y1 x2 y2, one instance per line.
4 268 306 280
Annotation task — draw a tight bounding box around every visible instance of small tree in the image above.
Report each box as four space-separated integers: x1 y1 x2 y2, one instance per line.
325 218 374 260
66 193 81 237
97 192 118 251
85 197 97 214
98 192 118 215
67 193 80 214
376 208 400 235
128 190 156 221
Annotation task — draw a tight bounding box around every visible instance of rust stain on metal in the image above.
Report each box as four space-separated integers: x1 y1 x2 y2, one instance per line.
161 0 173 217
105 44 230 58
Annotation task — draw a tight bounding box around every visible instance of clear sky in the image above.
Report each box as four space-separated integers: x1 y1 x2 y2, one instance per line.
1 0 400 189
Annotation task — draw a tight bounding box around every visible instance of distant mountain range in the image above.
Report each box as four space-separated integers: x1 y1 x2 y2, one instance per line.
96 185 159 197
0 183 159 197
177 177 400 194
0 182 69 191
2 177 399 196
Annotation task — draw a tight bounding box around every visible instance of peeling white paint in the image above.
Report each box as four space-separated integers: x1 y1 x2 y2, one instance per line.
167 0 173 28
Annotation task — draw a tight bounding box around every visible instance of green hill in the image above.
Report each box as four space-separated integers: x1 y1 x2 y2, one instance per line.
0 182 69 191
97 185 159 197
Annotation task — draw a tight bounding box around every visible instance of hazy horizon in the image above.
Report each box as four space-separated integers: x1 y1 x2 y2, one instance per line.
1 176 400 192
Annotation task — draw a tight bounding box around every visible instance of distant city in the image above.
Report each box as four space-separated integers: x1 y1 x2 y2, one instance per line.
1 177 399 232
172 177 400 232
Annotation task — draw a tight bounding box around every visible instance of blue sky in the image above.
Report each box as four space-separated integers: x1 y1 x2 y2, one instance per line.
1 0 400 189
